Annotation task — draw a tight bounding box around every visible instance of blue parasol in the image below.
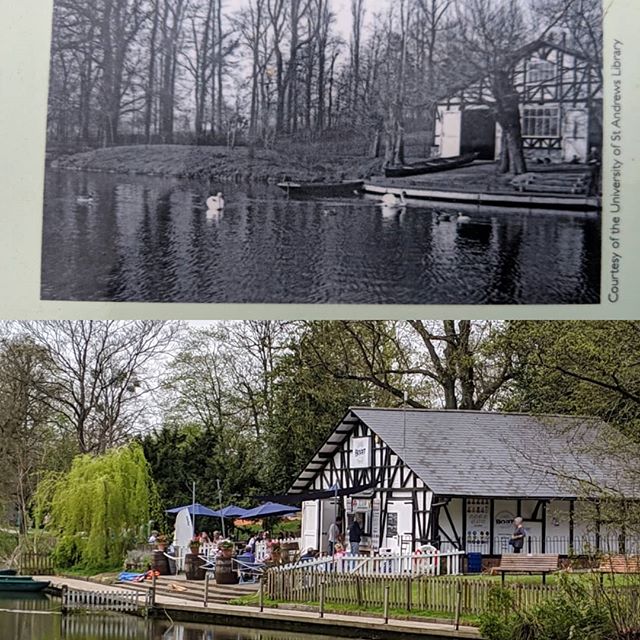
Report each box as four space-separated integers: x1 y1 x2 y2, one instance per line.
165 503 219 516
242 502 301 519
210 504 249 519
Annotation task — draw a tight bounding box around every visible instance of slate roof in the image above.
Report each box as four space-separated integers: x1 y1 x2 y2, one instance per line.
290 408 635 499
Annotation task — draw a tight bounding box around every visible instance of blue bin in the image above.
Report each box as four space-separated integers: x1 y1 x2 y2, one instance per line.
467 552 482 573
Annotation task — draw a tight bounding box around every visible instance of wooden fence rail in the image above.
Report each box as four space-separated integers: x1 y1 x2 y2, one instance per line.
266 570 558 616
19 552 55 576
62 587 147 614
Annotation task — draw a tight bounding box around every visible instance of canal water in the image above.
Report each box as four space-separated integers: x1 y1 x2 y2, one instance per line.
0 594 357 640
41 169 601 304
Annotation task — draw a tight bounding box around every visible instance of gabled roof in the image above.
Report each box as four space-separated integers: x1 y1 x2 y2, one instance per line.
289 408 636 499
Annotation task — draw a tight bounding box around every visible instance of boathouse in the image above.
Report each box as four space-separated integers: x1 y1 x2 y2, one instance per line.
433 36 602 163
288 407 633 558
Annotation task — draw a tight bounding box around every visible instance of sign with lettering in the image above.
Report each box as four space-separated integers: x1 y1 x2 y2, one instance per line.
371 498 381 551
350 437 371 469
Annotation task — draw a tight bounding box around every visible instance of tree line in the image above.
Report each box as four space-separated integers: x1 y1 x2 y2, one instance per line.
47 0 601 172
2 319 635 533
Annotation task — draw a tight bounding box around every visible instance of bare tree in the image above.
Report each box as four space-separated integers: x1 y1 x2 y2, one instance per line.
14 321 180 455
300 320 517 410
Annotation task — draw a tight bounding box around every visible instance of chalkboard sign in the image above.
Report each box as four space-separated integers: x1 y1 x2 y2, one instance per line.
387 512 398 537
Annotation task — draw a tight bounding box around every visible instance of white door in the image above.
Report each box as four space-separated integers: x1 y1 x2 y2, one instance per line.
320 499 339 553
384 502 413 552
301 501 318 552
441 111 462 158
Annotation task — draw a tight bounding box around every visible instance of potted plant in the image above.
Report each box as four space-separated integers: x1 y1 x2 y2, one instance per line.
189 537 201 555
156 534 168 552
269 542 282 564
217 539 234 559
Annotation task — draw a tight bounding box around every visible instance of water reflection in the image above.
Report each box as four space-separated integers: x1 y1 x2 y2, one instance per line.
41 169 601 304
0 596 355 640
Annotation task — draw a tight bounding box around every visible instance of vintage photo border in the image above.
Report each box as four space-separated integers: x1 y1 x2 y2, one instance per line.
0 0 637 319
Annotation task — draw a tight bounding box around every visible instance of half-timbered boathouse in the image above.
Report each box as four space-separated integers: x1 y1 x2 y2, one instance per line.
289 407 632 559
434 36 602 163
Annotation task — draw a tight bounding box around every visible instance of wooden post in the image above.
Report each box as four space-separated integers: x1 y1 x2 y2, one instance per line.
259 576 264 612
319 579 325 618
406 575 412 612
61 585 68 614
384 585 390 624
150 573 157 608
454 581 462 630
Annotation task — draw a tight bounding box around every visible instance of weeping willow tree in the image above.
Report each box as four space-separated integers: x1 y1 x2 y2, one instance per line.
34 443 161 569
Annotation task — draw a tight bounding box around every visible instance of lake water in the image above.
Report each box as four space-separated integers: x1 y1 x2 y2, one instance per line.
0 594 357 640
41 169 601 304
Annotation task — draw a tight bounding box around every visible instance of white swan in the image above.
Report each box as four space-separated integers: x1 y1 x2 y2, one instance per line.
76 193 94 204
456 212 471 224
206 192 225 211
381 191 407 209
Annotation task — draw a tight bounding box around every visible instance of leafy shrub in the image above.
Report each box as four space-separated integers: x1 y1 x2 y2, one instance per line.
479 577 616 640
52 535 83 568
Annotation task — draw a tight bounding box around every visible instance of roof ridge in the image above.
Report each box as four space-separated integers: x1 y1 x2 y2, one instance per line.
349 406 600 421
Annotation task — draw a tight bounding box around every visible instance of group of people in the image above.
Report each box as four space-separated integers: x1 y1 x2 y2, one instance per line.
328 516 363 556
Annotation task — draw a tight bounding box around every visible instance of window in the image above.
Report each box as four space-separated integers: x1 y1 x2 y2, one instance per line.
527 58 556 84
522 106 560 138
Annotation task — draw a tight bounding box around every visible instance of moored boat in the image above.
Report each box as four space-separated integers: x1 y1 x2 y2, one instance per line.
384 153 477 178
0 569 17 576
276 180 364 197
0 577 50 592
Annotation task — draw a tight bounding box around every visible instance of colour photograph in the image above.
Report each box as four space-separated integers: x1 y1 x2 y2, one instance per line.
0 319 638 639
40 0 603 304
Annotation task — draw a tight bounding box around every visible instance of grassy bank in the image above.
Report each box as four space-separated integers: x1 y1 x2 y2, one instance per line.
230 592 480 626
51 144 383 183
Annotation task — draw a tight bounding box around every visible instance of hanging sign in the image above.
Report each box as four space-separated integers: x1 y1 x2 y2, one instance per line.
350 437 371 469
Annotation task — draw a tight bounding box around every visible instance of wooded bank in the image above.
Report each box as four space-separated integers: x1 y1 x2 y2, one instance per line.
50 144 383 182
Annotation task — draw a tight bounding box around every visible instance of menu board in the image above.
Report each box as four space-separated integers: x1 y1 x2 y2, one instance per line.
466 498 490 546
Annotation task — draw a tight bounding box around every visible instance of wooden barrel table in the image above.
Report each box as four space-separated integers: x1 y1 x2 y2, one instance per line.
215 557 238 584
184 553 206 581
152 550 170 576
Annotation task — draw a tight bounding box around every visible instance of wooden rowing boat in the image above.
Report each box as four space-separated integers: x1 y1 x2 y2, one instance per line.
276 180 364 197
384 153 477 178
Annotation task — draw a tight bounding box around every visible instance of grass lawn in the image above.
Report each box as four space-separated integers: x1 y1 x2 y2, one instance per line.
229 591 481 626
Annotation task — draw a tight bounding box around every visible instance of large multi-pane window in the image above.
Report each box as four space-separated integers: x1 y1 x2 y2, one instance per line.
527 58 556 84
522 106 560 137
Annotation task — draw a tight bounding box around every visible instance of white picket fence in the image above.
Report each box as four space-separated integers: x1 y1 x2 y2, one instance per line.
270 549 465 577
62 587 146 613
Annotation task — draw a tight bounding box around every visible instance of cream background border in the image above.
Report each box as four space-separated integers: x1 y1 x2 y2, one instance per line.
0 0 638 320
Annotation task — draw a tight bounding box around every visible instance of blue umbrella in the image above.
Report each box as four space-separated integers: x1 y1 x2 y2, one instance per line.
243 502 301 519
165 503 219 516
210 504 249 519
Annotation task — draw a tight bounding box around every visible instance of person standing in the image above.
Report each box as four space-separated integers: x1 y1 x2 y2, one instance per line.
328 519 341 556
510 517 526 554
348 517 363 556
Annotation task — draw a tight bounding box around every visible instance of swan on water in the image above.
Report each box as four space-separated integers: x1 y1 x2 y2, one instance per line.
456 212 471 223
206 192 225 210
434 209 454 222
381 191 407 208
76 193 94 204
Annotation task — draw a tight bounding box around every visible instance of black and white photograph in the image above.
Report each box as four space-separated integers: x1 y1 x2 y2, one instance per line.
41 0 603 304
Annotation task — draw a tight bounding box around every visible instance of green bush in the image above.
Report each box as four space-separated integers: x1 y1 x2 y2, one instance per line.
52 535 83 568
479 578 616 640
